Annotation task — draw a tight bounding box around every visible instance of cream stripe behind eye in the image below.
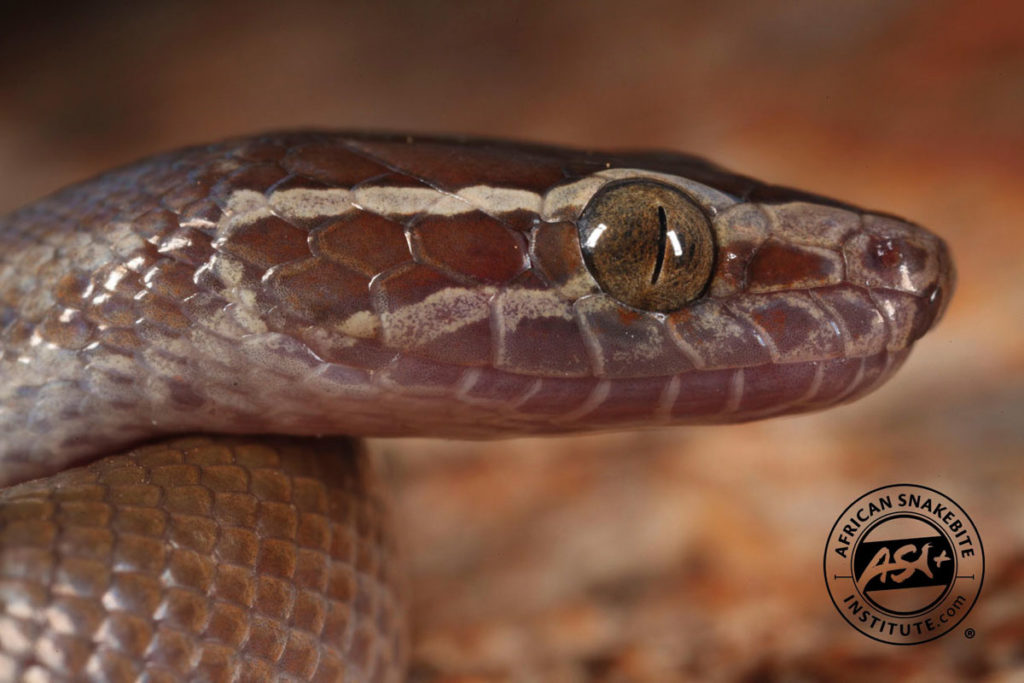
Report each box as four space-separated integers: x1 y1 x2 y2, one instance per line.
219 171 733 235
456 186 542 214
353 187 464 216
270 188 353 220
224 186 545 229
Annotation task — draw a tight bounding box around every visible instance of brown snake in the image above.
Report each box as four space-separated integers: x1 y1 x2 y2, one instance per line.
0 132 953 680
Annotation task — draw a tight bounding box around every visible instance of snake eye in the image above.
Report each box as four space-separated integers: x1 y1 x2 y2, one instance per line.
577 179 715 312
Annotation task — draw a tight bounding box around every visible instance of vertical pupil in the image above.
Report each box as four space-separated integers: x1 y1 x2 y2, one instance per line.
651 205 668 285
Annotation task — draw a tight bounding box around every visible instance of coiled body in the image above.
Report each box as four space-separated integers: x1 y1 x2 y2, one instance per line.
0 132 953 680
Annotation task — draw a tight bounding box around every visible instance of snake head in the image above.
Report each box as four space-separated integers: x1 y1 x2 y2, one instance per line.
180 134 954 433
0 133 957 475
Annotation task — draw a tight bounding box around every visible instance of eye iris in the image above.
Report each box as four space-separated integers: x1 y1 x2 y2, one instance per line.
577 180 715 312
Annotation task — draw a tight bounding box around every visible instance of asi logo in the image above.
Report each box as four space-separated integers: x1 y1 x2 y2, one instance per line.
824 484 983 644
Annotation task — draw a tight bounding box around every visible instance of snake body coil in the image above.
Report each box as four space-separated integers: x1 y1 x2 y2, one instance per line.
0 132 953 680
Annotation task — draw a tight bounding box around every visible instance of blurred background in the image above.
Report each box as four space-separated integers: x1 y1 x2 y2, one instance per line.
1 1 1021 680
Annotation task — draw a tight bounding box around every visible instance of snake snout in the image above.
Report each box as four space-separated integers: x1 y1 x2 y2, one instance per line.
844 213 955 345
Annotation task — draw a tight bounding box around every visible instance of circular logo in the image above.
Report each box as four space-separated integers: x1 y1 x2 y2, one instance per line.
823 484 984 644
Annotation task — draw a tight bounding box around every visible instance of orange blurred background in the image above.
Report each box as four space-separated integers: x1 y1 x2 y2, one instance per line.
1 1 1021 680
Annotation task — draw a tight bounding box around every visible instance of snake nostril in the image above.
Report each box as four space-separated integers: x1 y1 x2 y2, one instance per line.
870 237 903 270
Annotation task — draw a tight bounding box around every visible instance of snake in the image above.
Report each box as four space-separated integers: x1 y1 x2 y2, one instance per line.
0 132 953 681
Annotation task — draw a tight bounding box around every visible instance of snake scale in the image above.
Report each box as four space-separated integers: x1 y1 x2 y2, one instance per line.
0 132 953 681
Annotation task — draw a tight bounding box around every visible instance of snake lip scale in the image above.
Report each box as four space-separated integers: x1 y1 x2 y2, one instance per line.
0 132 953 681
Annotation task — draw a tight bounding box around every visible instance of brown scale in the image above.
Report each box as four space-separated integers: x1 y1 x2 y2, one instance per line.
281 143 393 188
492 271 593 377
575 295 696 378
577 375 672 424
738 361 820 413
372 264 495 366
211 163 290 203
669 367 736 416
37 308 94 350
528 220 591 290
734 292 846 362
410 211 528 284
669 301 775 369
265 258 372 326
746 240 841 291
313 212 412 277
346 137 571 193
221 215 313 270
142 259 200 301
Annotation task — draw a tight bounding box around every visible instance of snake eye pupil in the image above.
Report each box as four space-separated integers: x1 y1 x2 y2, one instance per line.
577 179 715 312
651 205 668 285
